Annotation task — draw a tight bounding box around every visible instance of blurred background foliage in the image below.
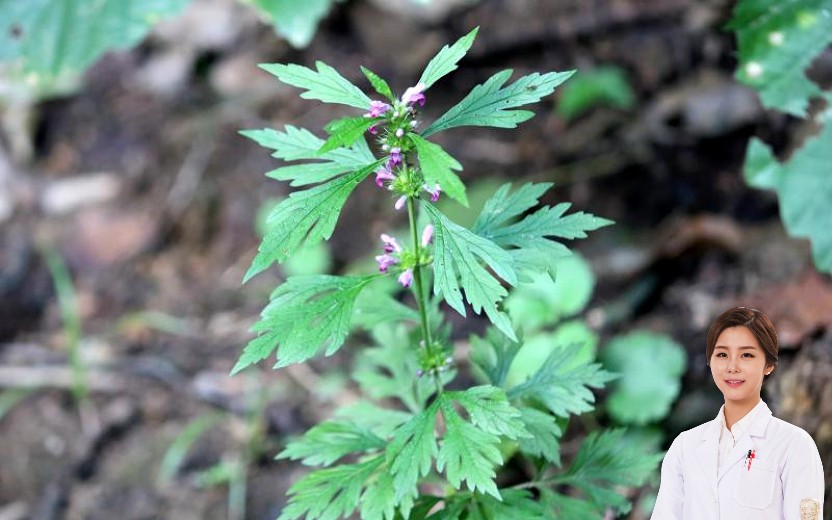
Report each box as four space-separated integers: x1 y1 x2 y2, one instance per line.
0 0 831 519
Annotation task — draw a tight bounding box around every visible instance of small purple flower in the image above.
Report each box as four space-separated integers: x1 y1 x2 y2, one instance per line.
423 183 441 202
365 100 391 118
395 128 405 138
398 269 414 288
368 124 379 135
394 195 407 211
381 233 402 253
375 254 399 273
402 83 426 106
375 166 395 188
388 147 402 167
421 224 434 247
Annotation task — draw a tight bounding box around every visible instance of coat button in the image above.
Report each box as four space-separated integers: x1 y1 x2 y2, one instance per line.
709 495 716 503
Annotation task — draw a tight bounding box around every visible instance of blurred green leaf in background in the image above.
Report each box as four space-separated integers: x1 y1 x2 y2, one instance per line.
600 331 687 426
246 0 334 49
728 0 832 117
0 0 344 100
729 0 832 274
556 66 636 121
0 0 191 98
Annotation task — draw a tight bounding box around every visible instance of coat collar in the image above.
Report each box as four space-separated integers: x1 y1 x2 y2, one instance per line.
694 401 773 490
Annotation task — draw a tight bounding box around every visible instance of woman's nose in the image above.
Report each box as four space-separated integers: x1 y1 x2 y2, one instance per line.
727 357 739 372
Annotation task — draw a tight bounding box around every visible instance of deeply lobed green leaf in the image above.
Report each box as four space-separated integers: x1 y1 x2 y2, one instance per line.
232 275 376 373
556 429 663 515
446 386 529 440
418 27 480 90
361 66 396 101
335 401 413 440
473 183 552 232
410 134 467 206
244 161 382 281
422 69 574 136
278 455 385 520
354 323 433 413
470 489 547 520
474 183 613 280
360 471 398 520
260 60 372 110
539 489 600 520
351 282 421 331
321 116 379 153
423 204 518 341
470 328 522 389
278 420 386 466
507 342 616 418
386 401 440 504
240 125 375 186
516 407 563 466
436 397 504 498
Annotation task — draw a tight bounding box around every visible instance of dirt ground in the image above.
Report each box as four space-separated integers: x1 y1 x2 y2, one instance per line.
1 0 830 519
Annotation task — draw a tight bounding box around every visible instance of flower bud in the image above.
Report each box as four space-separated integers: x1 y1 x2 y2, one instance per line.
421 224 434 247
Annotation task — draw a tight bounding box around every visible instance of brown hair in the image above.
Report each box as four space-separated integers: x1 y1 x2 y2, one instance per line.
706 307 778 371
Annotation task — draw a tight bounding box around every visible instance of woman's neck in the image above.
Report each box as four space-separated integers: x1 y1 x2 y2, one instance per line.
723 396 761 431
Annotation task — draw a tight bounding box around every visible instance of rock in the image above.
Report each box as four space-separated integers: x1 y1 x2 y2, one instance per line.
152 0 252 52
40 173 122 215
210 51 276 99
133 47 196 98
0 502 28 520
643 71 762 142
62 207 159 269
365 0 479 23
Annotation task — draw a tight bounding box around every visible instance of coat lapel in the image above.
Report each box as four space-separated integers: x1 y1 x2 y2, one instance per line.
695 419 719 494
717 402 773 483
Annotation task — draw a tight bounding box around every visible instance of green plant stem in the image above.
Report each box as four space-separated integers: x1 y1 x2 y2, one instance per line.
42 246 88 405
406 197 442 395
510 475 570 490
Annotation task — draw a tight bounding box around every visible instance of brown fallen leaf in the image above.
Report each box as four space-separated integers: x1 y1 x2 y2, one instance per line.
736 270 832 348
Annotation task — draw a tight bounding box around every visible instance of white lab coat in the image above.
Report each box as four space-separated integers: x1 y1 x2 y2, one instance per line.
652 401 825 519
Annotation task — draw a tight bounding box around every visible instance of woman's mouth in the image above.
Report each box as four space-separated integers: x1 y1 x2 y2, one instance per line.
725 379 745 388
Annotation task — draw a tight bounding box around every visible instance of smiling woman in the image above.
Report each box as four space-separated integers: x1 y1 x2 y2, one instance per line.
652 307 825 520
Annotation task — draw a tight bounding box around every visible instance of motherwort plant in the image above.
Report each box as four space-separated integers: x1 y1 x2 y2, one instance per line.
235 28 660 520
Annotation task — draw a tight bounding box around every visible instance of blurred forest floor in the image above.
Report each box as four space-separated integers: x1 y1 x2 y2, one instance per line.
1 0 831 519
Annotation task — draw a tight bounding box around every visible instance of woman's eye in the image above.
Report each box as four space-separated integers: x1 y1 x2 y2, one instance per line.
742 353 754 358
715 353 727 357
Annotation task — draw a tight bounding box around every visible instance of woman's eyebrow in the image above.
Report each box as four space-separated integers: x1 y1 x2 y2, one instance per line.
713 345 758 350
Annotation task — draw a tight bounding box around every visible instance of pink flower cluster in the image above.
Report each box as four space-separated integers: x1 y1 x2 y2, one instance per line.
374 225 434 288
423 183 441 202
365 100 391 118
402 83 426 107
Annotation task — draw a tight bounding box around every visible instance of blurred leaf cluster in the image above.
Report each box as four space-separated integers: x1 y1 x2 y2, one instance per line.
0 0 337 100
730 0 832 273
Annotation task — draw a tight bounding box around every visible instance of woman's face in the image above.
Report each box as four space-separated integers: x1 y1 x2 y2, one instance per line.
710 326 773 405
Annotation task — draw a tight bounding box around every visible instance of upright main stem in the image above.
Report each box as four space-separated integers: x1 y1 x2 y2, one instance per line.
406 197 442 394
407 197 433 349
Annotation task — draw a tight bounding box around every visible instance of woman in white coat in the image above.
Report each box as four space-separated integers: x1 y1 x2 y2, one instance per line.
652 307 825 520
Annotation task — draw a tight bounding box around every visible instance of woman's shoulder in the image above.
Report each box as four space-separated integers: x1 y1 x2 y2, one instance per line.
667 419 716 449
767 415 818 446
